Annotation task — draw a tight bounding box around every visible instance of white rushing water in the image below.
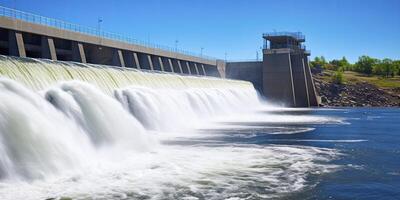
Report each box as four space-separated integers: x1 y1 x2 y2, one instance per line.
0 56 343 199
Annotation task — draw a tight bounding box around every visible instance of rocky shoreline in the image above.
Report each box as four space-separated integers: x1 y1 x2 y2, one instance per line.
313 72 400 107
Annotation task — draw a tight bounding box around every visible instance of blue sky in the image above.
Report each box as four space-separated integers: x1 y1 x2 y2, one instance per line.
1 0 399 62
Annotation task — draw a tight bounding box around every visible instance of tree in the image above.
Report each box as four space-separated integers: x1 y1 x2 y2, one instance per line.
310 56 329 69
329 56 351 71
331 70 344 84
339 56 350 70
393 60 400 76
372 59 397 78
354 55 377 75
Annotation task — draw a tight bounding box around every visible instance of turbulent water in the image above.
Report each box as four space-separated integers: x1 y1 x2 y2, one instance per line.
1 56 397 199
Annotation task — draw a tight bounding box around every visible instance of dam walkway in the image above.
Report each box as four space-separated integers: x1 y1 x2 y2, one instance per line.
0 6 225 78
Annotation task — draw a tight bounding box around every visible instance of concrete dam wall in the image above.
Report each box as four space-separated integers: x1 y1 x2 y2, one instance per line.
226 61 263 93
0 6 319 107
0 6 224 78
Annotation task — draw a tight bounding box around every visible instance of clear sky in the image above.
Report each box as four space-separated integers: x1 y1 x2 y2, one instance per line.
1 0 399 62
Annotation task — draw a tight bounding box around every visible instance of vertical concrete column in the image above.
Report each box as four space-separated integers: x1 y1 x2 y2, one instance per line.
112 49 125 67
168 58 174 73
8 30 26 57
41 36 57 60
216 59 226 78
133 52 140 69
304 56 318 106
194 63 200 75
71 42 86 63
201 64 206 75
147 55 154 70
288 53 296 107
186 62 192 74
158 57 165 71
263 50 296 107
302 58 311 107
290 53 309 107
177 60 183 73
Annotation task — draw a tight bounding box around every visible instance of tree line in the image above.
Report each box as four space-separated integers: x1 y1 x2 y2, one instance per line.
310 55 400 78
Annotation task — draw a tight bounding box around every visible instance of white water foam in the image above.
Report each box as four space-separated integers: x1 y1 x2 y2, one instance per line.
0 145 340 200
0 76 345 199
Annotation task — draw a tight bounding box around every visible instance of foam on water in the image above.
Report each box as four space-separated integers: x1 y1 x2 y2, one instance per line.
0 144 340 200
0 56 346 199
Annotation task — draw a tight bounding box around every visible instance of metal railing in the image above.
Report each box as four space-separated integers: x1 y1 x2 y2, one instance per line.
227 58 262 62
263 43 310 54
263 31 305 41
0 5 217 61
264 44 302 49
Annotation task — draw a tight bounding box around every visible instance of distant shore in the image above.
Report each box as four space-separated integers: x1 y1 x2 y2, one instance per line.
313 70 400 107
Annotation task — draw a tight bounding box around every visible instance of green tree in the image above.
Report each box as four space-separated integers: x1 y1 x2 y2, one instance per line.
339 56 351 70
329 56 351 71
310 56 327 68
393 60 400 76
354 55 377 75
328 59 341 70
331 70 344 84
372 59 397 78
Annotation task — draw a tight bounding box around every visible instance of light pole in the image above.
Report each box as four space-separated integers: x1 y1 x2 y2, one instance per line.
97 18 103 35
175 40 179 52
200 47 204 57
256 51 259 61
97 18 103 49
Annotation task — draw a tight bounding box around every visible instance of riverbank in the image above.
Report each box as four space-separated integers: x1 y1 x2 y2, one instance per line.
313 70 400 107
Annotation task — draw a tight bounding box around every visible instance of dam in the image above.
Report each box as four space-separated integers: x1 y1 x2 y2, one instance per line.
0 5 318 107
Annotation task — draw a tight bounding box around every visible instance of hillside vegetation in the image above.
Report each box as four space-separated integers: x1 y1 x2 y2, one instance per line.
310 56 400 107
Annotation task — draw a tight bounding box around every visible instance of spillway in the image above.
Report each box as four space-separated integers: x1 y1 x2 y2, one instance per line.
0 55 261 179
0 56 251 94
0 55 340 199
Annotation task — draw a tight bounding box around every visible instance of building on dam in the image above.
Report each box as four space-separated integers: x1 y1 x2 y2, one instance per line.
0 6 318 107
226 32 319 107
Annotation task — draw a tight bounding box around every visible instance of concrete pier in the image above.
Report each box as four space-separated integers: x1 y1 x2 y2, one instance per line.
263 50 296 106
41 36 57 60
71 42 86 63
8 30 25 57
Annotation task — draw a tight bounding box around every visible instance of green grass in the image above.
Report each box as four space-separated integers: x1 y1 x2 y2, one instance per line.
320 70 400 89
342 71 400 89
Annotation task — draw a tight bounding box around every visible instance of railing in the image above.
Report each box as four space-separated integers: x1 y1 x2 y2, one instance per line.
263 32 305 41
227 58 262 62
0 5 217 61
263 43 310 54
264 44 302 49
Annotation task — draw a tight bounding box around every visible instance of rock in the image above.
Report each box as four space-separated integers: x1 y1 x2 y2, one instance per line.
312 71 400 107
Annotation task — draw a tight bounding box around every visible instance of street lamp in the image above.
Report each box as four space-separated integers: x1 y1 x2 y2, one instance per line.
97 18 103 49
175 40 179 52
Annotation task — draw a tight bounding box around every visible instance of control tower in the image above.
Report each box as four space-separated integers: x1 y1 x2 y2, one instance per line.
262 32 318 107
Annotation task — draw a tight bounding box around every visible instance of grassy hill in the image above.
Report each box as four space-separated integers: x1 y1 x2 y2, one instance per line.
313 70 400 107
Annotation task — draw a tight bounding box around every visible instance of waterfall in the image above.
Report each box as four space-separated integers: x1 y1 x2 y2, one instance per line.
0 56 261 180
0 56 344 200
0 78 94 180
